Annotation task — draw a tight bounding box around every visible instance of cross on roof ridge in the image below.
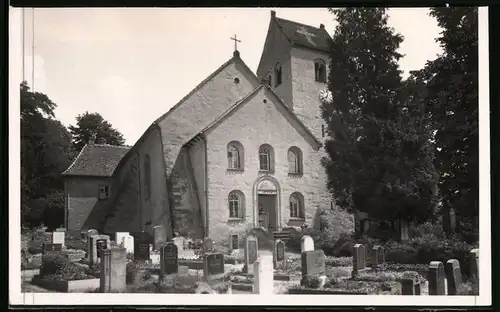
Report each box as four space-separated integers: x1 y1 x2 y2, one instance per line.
230 34 241 51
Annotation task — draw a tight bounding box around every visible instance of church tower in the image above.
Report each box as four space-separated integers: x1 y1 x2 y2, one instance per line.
256 10 331 140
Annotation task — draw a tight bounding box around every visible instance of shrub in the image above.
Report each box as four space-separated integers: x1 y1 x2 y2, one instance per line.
55 262 89 281
87 263 100 278
65 239 87 251
40 252 69 276
323 276 342 288
27 239 48 255
300 275 321 289
384 241 418 264
325 256 352 267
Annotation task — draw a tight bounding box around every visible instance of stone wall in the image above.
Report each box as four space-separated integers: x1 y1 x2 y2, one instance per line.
66 176 112 230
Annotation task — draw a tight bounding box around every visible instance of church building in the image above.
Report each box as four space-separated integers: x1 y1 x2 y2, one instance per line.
62 11 347 243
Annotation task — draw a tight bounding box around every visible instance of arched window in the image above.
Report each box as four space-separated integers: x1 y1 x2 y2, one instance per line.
314 59 327 83
289 192 305 219
227 141 244 170
228 191 244 219
287 147 303 174
144 154 151 199
259 144 274 172
274 63 282 87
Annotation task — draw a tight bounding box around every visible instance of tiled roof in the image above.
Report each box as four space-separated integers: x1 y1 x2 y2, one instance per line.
62 144 131 177
275 17 332 53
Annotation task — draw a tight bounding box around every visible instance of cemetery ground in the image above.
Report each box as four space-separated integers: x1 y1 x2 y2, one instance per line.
20 224 479 295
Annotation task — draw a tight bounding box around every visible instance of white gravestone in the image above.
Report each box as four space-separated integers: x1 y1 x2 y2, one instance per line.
122 235 134 254
253 252 274 295
301 235 314 253
115 232 130 246
52 231 65 247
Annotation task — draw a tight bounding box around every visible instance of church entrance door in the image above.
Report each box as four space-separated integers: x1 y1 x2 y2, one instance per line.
257 194 277 232
255 177 280 232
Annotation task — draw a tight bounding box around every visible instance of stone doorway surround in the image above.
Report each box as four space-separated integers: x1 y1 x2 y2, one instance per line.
252 176 281 231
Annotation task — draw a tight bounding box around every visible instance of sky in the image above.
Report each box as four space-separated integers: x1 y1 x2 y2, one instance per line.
16 8 443 145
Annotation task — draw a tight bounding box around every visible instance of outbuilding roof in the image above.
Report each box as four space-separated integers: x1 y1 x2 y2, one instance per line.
62 143 131 177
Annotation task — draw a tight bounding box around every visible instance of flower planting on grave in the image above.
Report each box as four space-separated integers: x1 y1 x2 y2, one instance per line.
38 252 99 281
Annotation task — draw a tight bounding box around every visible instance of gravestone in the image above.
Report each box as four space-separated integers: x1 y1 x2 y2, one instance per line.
352 244 367 277
253 251 273 294
122 235 134 254
203 237 213 253
52 231 65 247
87 229 98 239
153 225 166 251
445 259 462 295
300 235 314 252
401 271 421 295
243 234 258 274
115 232 130 246
42 243 62 255
160 242 179 276
89 235 111 265
131 232 152 261
428 261 446 295
203 253 225 282
100 247 127 293
301 249 325 279
273 239 286 268
469 248 479 284
229 234 239 251
370 245 384 268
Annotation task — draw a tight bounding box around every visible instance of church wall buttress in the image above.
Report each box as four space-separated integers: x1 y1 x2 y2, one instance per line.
188 139 207 236
137 126 173 239
170 148 204 239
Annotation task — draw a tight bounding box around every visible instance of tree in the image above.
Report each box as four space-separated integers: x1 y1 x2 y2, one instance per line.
21 82 73 228
415 7 478 235
321 8 438 227
68 112 125 152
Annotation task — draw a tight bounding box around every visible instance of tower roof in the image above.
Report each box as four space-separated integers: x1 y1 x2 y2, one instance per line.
274 14 332 53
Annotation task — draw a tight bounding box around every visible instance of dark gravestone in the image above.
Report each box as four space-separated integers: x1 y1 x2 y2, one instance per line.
301 250 326 277
136 243 150 261
96 239 108 259
276 240 285 261
43 243 62 254
274 239 286 269
401 271 421 295
428 261 446 295
160 243 179 275
445 259 462 295
131 232 153 261
203 253 224 281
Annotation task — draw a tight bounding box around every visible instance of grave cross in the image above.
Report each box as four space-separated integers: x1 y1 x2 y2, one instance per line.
296 27 316 46
230 34 241 51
